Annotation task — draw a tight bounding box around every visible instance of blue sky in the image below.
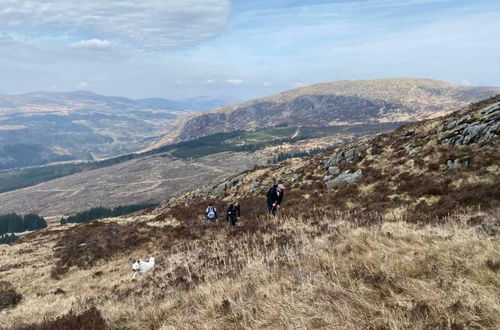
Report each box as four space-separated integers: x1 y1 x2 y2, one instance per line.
0 0 499 100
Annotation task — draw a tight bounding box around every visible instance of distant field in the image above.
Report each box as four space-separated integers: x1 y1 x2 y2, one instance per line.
0 122 405 193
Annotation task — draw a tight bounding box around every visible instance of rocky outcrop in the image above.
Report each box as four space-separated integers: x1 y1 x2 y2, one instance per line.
323 145 368 168
439 101 499 146
325 170 363 189
196 173 248 197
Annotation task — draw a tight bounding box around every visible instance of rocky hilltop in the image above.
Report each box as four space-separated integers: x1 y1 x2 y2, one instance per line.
148 78 500 149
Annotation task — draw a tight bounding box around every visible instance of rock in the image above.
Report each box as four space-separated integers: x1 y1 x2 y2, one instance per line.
328 166 340 176
324 144 368 168
305 180 314 186
480 101 500 115
291 173 300 182
440 103 499 146
212 181 229 195
447 159 469 170
325 169 363 189
230 174 245 186
323 175 334 182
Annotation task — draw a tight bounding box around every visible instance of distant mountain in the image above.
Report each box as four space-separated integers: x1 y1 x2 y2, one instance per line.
137 96 238 111
0 91 191 170
147 78 500 149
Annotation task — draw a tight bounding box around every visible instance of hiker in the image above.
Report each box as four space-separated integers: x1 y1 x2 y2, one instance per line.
226 201 240 226
205 203 218 221
267 184 285 215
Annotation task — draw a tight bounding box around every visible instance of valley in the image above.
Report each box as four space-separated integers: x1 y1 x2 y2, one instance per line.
0 91 223 171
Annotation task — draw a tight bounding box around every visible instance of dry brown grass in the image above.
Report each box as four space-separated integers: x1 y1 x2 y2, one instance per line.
1 208 499 329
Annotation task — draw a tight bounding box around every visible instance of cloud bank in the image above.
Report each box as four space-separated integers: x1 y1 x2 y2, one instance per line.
0 0 230 50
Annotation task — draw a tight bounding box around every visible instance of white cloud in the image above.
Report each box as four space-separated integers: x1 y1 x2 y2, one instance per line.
226 79 244 85
203 79 215 84
0 0 230 50
293 82 305 88
261 81 272 86
76 81 89 89
70 39 110 50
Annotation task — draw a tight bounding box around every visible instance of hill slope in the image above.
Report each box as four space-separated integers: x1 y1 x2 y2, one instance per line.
0 96 498 329
148 78 500 149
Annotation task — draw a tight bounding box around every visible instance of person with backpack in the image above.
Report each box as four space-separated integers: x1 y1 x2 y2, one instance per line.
226 201 240 226
267 184 285 215
205 203 218 221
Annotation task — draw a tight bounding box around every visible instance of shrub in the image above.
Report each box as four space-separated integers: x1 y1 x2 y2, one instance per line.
13 307 108 330
0 281 22 311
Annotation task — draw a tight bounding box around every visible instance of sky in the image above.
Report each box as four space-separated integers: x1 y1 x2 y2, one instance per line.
0 0 499 100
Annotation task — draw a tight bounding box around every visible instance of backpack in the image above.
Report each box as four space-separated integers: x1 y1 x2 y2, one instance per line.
207 207 216 219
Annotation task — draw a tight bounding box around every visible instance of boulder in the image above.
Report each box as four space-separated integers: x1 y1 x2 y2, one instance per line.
447 158 469 170
328 166 341 176
323 144 368 168
325 170 363 189
212 181 229 195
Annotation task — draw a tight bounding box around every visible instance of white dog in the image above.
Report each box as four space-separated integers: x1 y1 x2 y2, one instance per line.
132 257 155 279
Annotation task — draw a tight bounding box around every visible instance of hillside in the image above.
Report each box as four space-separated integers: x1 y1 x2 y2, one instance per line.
0 96 498 329
147 78 500 149
0 91 192 170
0 122 401 216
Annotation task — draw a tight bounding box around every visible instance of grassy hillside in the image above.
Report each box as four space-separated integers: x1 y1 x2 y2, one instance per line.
0 96 498 329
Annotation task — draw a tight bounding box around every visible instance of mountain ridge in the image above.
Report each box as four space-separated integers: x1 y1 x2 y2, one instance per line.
147 78 500 149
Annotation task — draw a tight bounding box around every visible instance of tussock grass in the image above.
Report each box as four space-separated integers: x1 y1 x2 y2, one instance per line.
1 210 499 329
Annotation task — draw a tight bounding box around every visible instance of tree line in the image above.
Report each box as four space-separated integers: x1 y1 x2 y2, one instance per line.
0 233 20 244
0 213 47 236
60 203 158 225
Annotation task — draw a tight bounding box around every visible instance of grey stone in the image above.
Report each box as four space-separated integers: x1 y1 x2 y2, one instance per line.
447 158 469 170
325 169 363 189
480 101 500 115
212 181 229 195
328 166 340 176
323 144 368 167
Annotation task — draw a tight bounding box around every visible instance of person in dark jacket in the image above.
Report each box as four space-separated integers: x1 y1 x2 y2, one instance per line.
226 201 240 226
267 184 285 215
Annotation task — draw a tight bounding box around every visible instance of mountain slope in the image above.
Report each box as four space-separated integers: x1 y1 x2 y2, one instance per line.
1 96 498 330
148 78 500 149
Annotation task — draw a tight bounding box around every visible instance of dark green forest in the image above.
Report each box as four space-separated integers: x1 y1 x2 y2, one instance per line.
0 233 20 244
0 213 47 236
60 203 158 225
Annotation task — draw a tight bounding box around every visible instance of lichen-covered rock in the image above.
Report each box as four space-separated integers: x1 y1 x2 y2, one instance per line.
323 145 368 168
325 169 363 189
328 166 341 176
440 102 499 146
